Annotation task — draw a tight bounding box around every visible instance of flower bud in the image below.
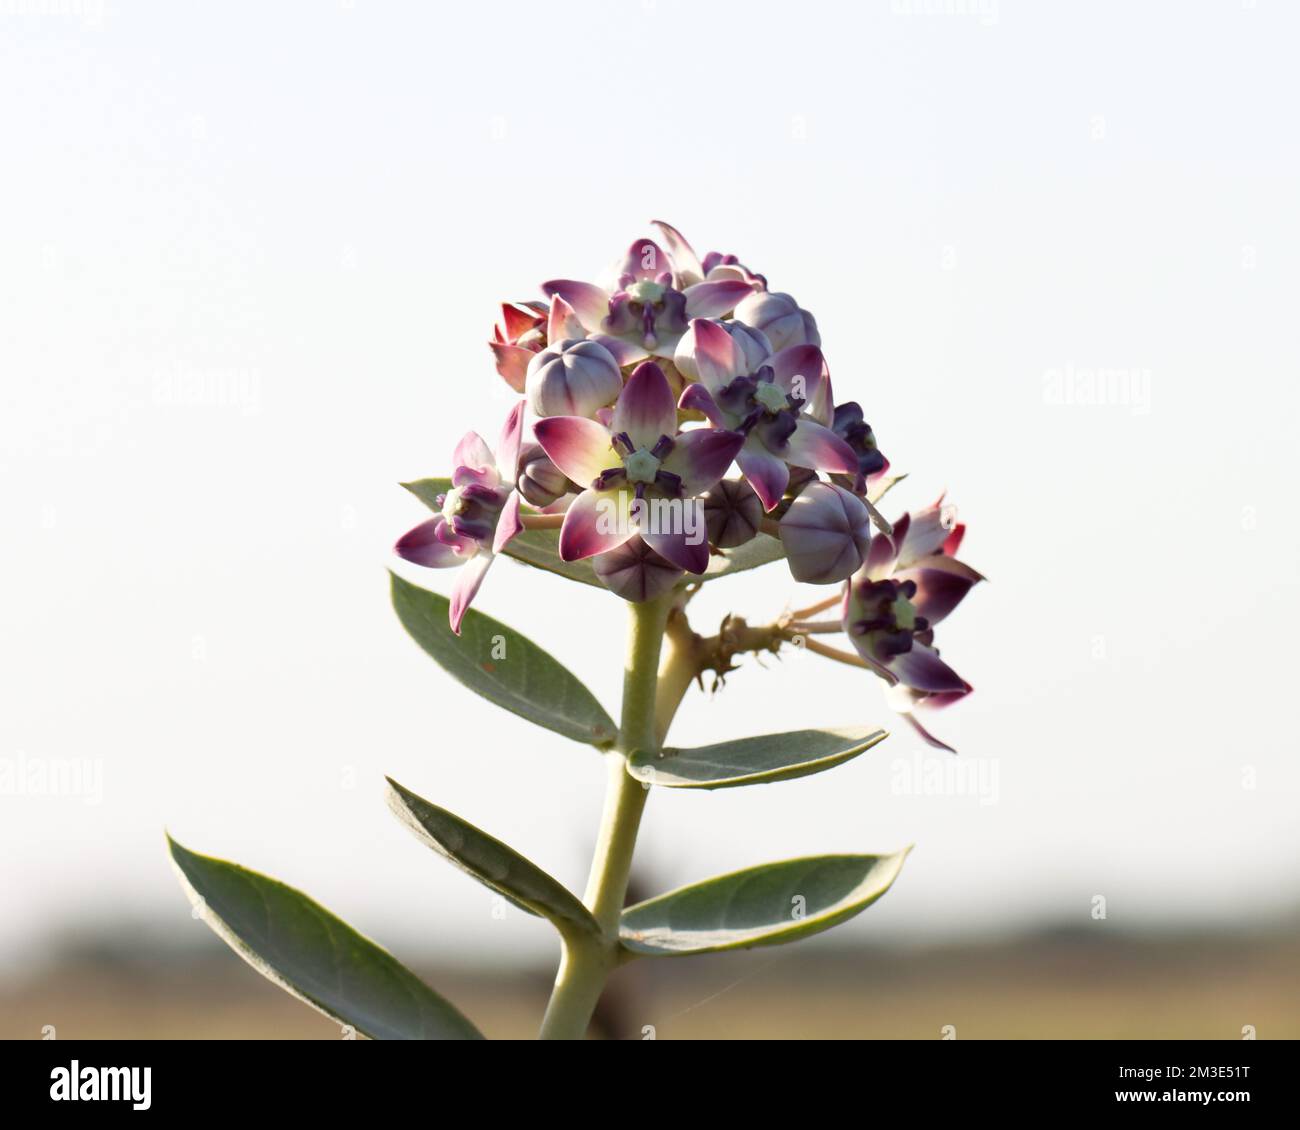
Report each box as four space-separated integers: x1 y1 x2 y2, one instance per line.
733 290 820 352
701 478 764 548
525 337 623 418
778 481 871 584
515 443 570 508
591 537 684 603
831 402 887 480
674 319 771 382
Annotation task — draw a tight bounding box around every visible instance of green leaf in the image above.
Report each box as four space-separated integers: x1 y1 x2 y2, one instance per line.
390 572 617 747
500 527 603 589
386 778 599 937
167 835 483 1039
700 533 785 582
619 850 910 957
401 476 453 514
628 726 888 790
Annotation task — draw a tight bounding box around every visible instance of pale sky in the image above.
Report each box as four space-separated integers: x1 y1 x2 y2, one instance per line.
3 0 1299 971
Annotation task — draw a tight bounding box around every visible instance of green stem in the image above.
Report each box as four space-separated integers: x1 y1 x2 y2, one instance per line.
537 592 672 1040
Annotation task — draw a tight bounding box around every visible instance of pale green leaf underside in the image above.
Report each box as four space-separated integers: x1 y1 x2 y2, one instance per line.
701 532 785 581
390 572 617 747
628 726 888 789
502 527 603 588
167 836 483 1039
400 478 784 587
386 778 598 937
619 850 910 957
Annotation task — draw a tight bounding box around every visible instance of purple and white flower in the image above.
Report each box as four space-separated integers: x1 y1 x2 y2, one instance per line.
542 236 755 367
532 361 745 575
676 318 858 510
841 498 982 749
394 403 525 634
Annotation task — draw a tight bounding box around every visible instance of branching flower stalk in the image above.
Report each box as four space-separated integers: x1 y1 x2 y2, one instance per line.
166 222 985 1041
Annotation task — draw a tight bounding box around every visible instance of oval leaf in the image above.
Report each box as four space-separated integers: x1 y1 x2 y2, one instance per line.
629 726 888 789
500 527 603 589
619 850 910 957
401 476 453 513
390 572 617 747
167 835 483 1039
701 533 785 582
386 778 599 937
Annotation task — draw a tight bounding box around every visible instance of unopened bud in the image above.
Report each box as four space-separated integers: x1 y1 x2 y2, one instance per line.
516 443 570 508
733 290 820 352
591 537 684 603
525 338 623 418
778 481 872 584
702 478 764 548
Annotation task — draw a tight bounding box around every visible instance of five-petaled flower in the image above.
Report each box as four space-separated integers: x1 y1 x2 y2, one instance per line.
393 402 524 634
842 497 982 750
676 318 859 511
533 361 744 574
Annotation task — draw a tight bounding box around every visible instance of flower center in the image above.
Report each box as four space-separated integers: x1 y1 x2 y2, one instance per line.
440 483 506 543
849 578 929 662
623 447 662 485
624 280 665 305
753 381 789 413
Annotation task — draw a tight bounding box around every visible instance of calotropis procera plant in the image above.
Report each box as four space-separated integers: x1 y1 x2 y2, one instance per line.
166 222 983 1040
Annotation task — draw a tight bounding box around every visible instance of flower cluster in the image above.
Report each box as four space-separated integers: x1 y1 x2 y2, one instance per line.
396 223 980 743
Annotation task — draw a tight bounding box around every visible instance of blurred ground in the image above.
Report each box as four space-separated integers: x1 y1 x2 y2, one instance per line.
3 924 1296 1040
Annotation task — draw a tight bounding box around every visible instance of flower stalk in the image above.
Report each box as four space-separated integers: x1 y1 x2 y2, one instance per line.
538 591 672 1039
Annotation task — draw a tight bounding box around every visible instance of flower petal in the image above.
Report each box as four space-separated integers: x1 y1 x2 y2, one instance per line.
558 487 636 561
547 293 586 343
678 381 729 428
769 344 825 407
637 516 710 574
491 490 523 555
613 362 676 448
540 280 610 332
686 318 742 390
395 517 471 568
489 342 531 393
452 431 496 476
896 557 983 625
533 416 616 487
682 279 755 319
588 332 649 367
783 419 859 475
448 553 494 635
661 427 744 495
902 711 958 753
736 441 790 511
650 220 705 287
616 238 670 282
889 643 970 694
897 500 960 566
494 400 525 480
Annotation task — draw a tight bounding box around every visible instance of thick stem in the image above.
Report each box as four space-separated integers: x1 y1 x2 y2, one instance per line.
655 603 701 744
537 592 671 1040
